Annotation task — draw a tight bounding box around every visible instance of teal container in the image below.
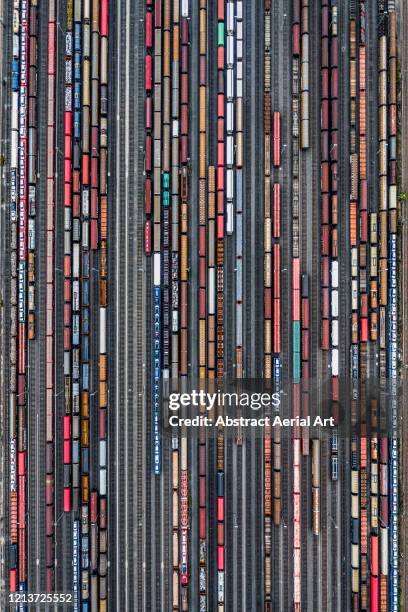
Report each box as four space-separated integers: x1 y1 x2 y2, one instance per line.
163 191 170 208
163 172 170 190
293 321 301 382
217 22 224 46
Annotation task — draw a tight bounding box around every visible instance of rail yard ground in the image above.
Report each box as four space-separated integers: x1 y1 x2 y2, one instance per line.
0 1 407 611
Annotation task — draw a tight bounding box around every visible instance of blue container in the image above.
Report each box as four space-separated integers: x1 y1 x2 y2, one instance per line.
81 334 89 361
217 472 225 497
74 24 81 52
82 363 89 390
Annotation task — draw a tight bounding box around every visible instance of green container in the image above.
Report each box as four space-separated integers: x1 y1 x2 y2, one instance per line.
163 191 170 208
163 172 170 190
217 22 224 46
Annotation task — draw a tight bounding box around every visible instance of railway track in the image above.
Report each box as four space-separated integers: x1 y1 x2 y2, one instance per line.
0 1 404 609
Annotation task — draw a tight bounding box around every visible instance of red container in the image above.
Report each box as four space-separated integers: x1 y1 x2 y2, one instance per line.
360 293 368 318
321 225 329 256
63 488 71 512
321 129 329 161
64 303 71 327
181 73 188 104
199 288 206 318
91 218 98 250
82 154 90 186
46 567 53 593
18 475 26 528
73 193 80 218
321 255 329 287
154 0 161 27
10 568 17 592
217 496 224 521
370 576 379 612
293 289 300 321
380 438 388 464
63 415 70 440
217 214 224 239
371 534 379 576
274 300 280 353
48 23 56 75
321 162 330 193
330 130 338 161
292 258 300 290
217 142 224 167
321 37 329 69
293 24 300 56
64 159 71 183
332 161 338 196
321 100 329 130
64 182 71 207
330 37 338 68
302 298 309 329
360 317 368 342
100 0 108 37
217 167 224 190
389 104 397 136
18 374 25 405
331 376 339 402
199 476 206 507
217 545 225 570
91 491 98 523
145 96 152 130
199 226 206 256
145 11 153 48
273 183 280 237
45 504 53 536
99 409 107 439
64 134 71 159
18 451 25 476
217 118 224 142
63 440 70 464
92 126 99 154
273 112 280 166
144 178 152 214
331 99 338 130
199 257 206 288
199 507 206 539
199 445 206 476
380 495 388 526
63 254 71 278
181 135 188 164
217 94 225 118
321 68 329 100
181 105 188 135
217 0 224 21
217 191 224 214
64 327 71 350
181 18 189 45
321 319 330 350
274 244 280 298
182 45 189 75
360 210 368 242
331 68 339 99
145 54 152 91
265 288 272 319
293 0 300 23
217 46 224 70
321 6 329 37
302 329 309 361
322 194 330 224
64 111 72 136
